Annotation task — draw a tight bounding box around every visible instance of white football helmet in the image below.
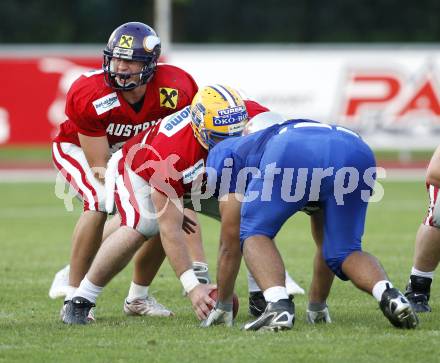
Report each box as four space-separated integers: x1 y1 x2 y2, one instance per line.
243 111 285 135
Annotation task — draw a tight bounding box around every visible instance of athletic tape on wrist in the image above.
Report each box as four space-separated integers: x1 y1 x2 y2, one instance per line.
180 269 200 293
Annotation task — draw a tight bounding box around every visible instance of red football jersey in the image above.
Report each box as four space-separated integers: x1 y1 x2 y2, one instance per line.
121 100 269 199
54 64 198 151
121 106 206 198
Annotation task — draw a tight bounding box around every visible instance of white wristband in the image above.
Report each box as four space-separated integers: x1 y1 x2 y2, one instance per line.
180 269 200 293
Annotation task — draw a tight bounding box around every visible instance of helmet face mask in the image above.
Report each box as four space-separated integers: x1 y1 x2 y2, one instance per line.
103 22 161 91
190 85 248 150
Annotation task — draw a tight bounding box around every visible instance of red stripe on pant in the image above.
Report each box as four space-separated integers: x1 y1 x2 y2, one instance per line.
425 183 439 227
122 167 141 230
54 143 99 211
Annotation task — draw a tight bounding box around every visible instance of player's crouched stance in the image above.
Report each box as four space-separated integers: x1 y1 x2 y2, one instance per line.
203 119 418 331
63 85 248 324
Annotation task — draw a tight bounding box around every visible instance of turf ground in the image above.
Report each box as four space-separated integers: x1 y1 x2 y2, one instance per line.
1 180 440 362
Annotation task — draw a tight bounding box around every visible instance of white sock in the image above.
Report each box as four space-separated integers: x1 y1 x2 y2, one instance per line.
75 276 103 304
65 286 77 301
411 267 434 280
372 280 393 302
126 281 149 303
247 270 261 293
263 286 289 303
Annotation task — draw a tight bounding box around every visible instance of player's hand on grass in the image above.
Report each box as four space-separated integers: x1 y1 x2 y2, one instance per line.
200 301 233 328
306 305 331 324
188 284 216 320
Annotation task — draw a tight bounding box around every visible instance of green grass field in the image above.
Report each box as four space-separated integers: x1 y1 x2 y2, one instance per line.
1 180 440 362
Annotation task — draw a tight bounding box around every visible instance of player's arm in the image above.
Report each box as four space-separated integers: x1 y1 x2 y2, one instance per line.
78 133 110 184
201 194 242 328
151 189 215 320
426 145 440 187
217 194 242 303
307 210 334 324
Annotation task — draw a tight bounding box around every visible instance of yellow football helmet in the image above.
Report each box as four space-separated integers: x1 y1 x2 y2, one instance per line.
190 85 248 150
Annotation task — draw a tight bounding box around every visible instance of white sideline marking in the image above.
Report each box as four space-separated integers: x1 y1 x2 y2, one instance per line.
0 167 425 183
0 169 56 182
0 206 81 218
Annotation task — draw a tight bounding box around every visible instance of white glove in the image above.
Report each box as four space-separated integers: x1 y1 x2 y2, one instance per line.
200 302 233 328
306 306 331 324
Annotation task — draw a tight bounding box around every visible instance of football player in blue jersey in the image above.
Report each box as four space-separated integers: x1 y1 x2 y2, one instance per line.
200 117 419 331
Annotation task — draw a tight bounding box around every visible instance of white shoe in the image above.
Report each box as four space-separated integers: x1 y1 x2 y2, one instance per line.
49 265 70 299
286 278 305 296
123 296 174 317
60 300 96 322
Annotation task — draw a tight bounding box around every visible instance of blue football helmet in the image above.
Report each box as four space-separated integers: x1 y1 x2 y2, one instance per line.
103 22 161 90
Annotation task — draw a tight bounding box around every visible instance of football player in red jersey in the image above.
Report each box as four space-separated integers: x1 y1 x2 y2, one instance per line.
62 85 264 324
51 22 209 320
404 146 440 312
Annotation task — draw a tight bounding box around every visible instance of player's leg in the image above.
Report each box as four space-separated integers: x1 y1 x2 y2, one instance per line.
69 211 107 287
52 142 108 320
63 226 147 325
247 257 305 317
322 145 417 329
405 184 440 312
241 164 309 330
242 233 295 332
183 209 211 284
124 235 174 317
63 166 162 324
102 214 121 240
49 214 120 300
307 210 334 324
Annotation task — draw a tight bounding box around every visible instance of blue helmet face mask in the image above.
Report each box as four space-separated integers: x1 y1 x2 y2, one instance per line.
103 22 161 91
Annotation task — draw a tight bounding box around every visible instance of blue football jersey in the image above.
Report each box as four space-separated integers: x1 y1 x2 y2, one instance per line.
206 119 318 198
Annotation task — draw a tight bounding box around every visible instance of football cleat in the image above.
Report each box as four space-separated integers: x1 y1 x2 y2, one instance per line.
379 287 418 329
62 297 96 325
49 265 70 299
243 298 295 332
404 275 432 313
248 291 267 317
405 291 431 313
60 300 95 322
123 297 174 317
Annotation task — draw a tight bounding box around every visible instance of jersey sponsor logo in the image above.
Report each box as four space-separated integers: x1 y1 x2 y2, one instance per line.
160 106 191 137
106 120 159 137
160 88 179 109
213 105 247 126
182 159 205 184
119 35 134 48
93 93 121 115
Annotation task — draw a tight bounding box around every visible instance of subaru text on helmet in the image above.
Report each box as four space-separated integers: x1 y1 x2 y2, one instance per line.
103 22 161 91
190 85 248 150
